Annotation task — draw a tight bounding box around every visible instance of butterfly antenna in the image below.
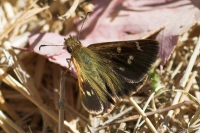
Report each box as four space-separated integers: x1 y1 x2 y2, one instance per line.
77 12 91 40
39 45 64 51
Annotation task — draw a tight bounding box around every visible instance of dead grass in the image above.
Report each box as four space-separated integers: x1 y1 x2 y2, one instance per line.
0 0 199 133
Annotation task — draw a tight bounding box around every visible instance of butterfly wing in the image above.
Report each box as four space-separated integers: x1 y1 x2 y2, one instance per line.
88 40 159 97
72 48 117 116
72 40 159 116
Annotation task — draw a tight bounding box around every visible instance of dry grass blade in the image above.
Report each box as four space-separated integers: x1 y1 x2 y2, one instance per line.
58 70 65 133
0 0 200 132
133 86 162 133
0 69 79 132
0 110 25 133
129 97 158 133
161 34 200 132
102 107 133 126
115 101 194 123
175 89 200 105
190 107 200 125
0 6 49 41
58 0 80 20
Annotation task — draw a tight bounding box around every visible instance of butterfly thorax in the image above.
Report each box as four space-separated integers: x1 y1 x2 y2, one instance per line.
64 35 82 54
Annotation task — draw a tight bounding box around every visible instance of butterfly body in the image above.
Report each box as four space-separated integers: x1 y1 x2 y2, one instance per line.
64 35 159 116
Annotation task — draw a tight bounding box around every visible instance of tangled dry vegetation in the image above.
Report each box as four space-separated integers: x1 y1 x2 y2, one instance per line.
0 0 200 133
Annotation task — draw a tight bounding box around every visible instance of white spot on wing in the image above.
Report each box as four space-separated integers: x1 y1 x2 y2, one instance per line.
86 91 91 96
127 59 132 64
127 55 134 64
117 47 121 53
91 90 94 95
129 55 134 60
135 42 143 51
119 67 125 71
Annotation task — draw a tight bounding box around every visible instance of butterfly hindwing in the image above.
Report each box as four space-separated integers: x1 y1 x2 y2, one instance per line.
80 80 103 114
79 76 116 115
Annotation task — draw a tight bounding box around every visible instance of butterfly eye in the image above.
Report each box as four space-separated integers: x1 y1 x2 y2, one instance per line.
67 46 73 53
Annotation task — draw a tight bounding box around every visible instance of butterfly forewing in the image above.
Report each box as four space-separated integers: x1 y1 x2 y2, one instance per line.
71 39 159 116
88 40 159 98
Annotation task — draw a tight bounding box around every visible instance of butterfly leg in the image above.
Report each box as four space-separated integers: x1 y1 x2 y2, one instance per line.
60 58 72 76
66 58 72 68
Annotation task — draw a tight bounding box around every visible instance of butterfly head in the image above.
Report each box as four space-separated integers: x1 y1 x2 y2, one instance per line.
64 35 82 54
